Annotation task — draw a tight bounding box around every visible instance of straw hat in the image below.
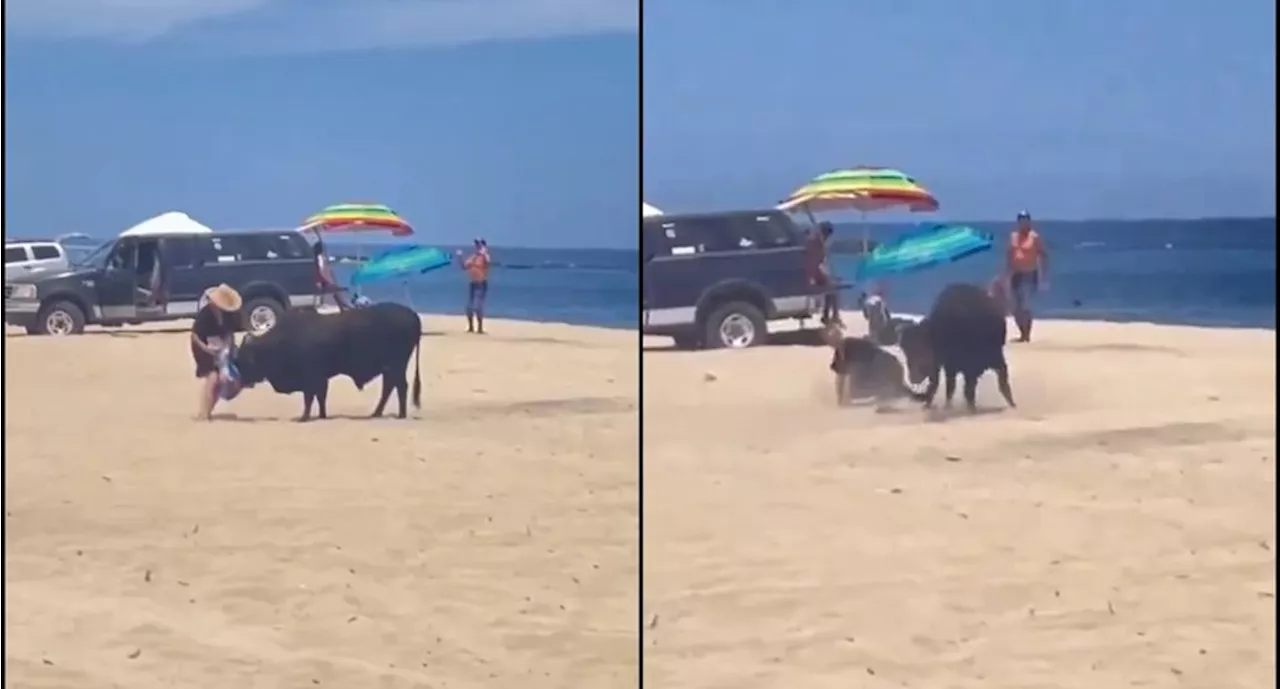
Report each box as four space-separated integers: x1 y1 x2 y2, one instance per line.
204 284 243 312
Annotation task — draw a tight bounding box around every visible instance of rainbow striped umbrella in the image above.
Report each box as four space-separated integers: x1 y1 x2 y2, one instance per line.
779 167 939 214
301 203 414 237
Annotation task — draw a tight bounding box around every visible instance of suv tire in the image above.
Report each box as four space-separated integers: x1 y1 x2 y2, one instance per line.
34 300 87 336
242 296 285 335
702 301 767 349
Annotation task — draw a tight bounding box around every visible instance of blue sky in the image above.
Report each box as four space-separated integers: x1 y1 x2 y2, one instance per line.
643 0 1277 220
4 0 638 249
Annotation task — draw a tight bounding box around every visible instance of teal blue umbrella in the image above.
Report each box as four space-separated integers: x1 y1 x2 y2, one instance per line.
349 245 452 309
855 224 993 281
350 245 451 285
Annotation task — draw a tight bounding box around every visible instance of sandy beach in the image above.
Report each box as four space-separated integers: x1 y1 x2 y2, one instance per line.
4 316 638 689
643 316 1276 689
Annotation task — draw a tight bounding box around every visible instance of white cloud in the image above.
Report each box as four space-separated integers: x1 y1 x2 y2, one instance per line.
4 0 637 49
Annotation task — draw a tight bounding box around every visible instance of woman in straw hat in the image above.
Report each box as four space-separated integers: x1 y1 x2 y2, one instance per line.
191 283 243 420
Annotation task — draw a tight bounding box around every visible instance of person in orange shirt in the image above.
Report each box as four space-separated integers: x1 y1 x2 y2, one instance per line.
458 238 491 333
1005 210 1049 342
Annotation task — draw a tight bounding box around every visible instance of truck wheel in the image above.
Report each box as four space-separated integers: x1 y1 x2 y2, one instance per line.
35 300 86 336
702 301 767 349
243 297 284 335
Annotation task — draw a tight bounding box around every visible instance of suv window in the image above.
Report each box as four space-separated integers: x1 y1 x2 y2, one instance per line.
163 236 200 268
195 233 310 264
4 247 29 264
743 214 800 249
645 213 799 258
30 244 63 260
266 233 311 260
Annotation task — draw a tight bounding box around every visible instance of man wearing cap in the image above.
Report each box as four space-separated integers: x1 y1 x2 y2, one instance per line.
1006 210 1049 342
457 238 491 333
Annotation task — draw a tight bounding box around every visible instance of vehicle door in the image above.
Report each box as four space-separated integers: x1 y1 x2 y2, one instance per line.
731 213 812 314
29 244 68 273
96 238 140 320
185 234 266 310
127 237 174 319
201 234 264 299
4 245 34 277
668 214 771 307
270 232 318 307
163 235 208 317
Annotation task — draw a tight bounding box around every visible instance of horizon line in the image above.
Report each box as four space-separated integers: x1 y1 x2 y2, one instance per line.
825 215 1278 225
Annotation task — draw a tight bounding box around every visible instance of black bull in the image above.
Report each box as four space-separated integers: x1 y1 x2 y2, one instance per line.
234 303 423 421
898 283 1017 412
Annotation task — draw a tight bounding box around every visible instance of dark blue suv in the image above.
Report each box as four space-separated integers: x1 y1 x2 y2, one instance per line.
642 209 819 349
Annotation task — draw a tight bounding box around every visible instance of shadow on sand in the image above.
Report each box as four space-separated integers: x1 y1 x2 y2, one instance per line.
209 412 418 424
7 329 452 339
643 328 829 353
208 395 634 424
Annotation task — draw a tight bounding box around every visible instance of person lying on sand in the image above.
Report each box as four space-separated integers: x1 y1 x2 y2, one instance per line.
822 322 926 410
191 284 243 421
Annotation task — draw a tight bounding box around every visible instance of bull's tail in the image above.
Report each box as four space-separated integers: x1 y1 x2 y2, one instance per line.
901 381 930 403
411 335 422 409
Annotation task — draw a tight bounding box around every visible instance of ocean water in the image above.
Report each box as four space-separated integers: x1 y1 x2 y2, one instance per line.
332 246 638 329
55 218 1274 331
830 218 1276 329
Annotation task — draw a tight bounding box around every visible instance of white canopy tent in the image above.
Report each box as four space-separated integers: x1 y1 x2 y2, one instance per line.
642 202 663 218
119 211 214 237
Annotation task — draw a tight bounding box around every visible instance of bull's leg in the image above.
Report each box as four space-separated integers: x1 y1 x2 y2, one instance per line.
372 376 394 418
920 367 941 408
942 367 958 408
300 391 315 422
962 371 981 412
394 372 409 419
372 368 410 418
994 361 1017 408
315 379 329 419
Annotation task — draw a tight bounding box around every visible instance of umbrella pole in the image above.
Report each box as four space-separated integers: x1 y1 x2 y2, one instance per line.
861 211 870 255
402 280 415 312
803 203 817 229
313 227 326 310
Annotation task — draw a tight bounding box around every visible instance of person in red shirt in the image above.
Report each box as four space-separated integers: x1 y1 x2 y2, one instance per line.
805 222 841 326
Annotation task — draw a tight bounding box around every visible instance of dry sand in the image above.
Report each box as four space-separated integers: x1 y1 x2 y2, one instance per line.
643 316 1276 689
4 316 638 689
